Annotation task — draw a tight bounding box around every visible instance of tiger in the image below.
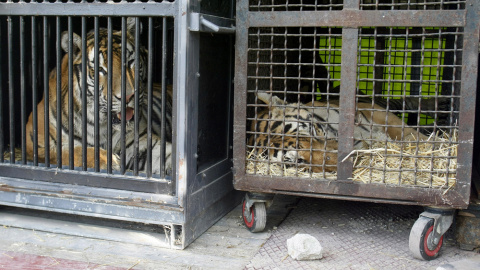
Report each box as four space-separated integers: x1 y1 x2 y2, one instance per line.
249 92 429 173
25 18 173 175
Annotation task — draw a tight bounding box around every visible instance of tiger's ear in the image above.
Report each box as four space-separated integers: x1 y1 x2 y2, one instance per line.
126 17 142 35
257 92 285 106
61 31 82 55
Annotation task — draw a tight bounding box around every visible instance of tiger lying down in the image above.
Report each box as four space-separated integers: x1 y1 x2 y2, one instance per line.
249 92 429 173
25 18 173 174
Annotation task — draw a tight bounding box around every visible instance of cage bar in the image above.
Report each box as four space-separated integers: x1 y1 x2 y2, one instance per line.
81 17 87 171
0 18 3 163
120 17 127 174
94 17 100 172
134 16 140 175
147 17 153 177
107 17 113 174
20 16 26 164
68 17 74 170
56 16 62 168
8 16 14 163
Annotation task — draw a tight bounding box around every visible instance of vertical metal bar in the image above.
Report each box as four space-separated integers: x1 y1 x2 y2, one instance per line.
233 0 249 187
456 0 479 204
134 17 140 175
94 17 100 172
43 17 50 167
146 17 153 178
121 17 127 174
68 17 74 170
408 28 422 126
107 17 113 173
81 17 87 171
0 18 3 163
160 17 167 178
8 16 15 163
56 16 62 168
337 27 358 181
373 28 385 96
32 17 38 166
20 16 26 164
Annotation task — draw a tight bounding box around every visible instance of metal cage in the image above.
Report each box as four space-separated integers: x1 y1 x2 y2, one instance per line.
0 0 238 249
234 0 479 209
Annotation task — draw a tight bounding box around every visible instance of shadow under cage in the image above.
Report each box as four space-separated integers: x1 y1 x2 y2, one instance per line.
0 0 239 249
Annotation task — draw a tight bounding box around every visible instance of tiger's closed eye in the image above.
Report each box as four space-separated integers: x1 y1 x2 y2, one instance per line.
99 67 107 75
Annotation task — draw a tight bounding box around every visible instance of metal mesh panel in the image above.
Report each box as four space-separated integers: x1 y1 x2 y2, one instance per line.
245 25 463 187
353 26 462 187
246 27 341 179
249 0 343 11
360 0 465 10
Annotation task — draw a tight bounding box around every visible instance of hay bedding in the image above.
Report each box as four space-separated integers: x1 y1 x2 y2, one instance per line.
246 130 457 188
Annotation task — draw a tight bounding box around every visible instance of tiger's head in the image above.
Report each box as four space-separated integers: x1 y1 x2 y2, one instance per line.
59 18 147 132
250 92 339 173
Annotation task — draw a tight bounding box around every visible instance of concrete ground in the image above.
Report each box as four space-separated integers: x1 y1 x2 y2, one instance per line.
0 195 479 270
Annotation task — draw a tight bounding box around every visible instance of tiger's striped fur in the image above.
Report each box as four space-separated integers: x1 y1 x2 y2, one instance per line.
25 18 173 174
250 92 428 173
249 94 339 172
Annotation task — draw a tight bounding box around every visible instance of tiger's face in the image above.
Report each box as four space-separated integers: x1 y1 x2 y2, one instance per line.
255 135 338 173
250 99 339 173
61 19 147 132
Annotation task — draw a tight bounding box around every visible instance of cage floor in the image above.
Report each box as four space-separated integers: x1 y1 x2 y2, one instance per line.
245 198 480 270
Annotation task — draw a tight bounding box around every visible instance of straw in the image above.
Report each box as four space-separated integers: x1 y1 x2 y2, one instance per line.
246 129 457 188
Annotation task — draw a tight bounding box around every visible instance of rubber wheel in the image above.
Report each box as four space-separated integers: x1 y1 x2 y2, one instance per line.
409 216 444 260
242 199 267 233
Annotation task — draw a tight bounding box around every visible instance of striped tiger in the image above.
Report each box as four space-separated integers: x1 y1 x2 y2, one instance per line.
249 92 429 172
25 18 173 174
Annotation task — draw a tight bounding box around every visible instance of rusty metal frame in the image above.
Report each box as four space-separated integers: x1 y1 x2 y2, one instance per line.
233 0 480 208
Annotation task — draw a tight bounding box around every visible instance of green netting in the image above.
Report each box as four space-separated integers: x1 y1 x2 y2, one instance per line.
317 27 447 125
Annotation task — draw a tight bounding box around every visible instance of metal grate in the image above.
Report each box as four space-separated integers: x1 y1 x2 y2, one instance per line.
354 26 462 187
244 25 463 188
360 0 465 10
246 27 342 179
235 0 478 208
0 15 175 186
249 0 343 11
243 24 466 189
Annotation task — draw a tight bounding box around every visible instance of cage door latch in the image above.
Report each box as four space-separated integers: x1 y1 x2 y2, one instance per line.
189 13 235 34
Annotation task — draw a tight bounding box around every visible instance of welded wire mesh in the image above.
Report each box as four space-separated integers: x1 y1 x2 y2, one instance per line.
246 27 342 179
249 0 343 11
360 0 465 10
245 25 462 188
353 26 462 187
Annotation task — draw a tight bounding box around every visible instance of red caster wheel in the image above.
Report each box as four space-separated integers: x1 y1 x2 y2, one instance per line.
242 198 267 233
409 216 444 260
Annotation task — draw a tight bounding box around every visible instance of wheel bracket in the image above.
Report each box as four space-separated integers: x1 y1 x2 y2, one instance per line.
244 192 274 209
420 208 454 250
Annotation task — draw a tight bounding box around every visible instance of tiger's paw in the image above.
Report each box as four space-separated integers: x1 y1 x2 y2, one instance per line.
97 148 120 171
